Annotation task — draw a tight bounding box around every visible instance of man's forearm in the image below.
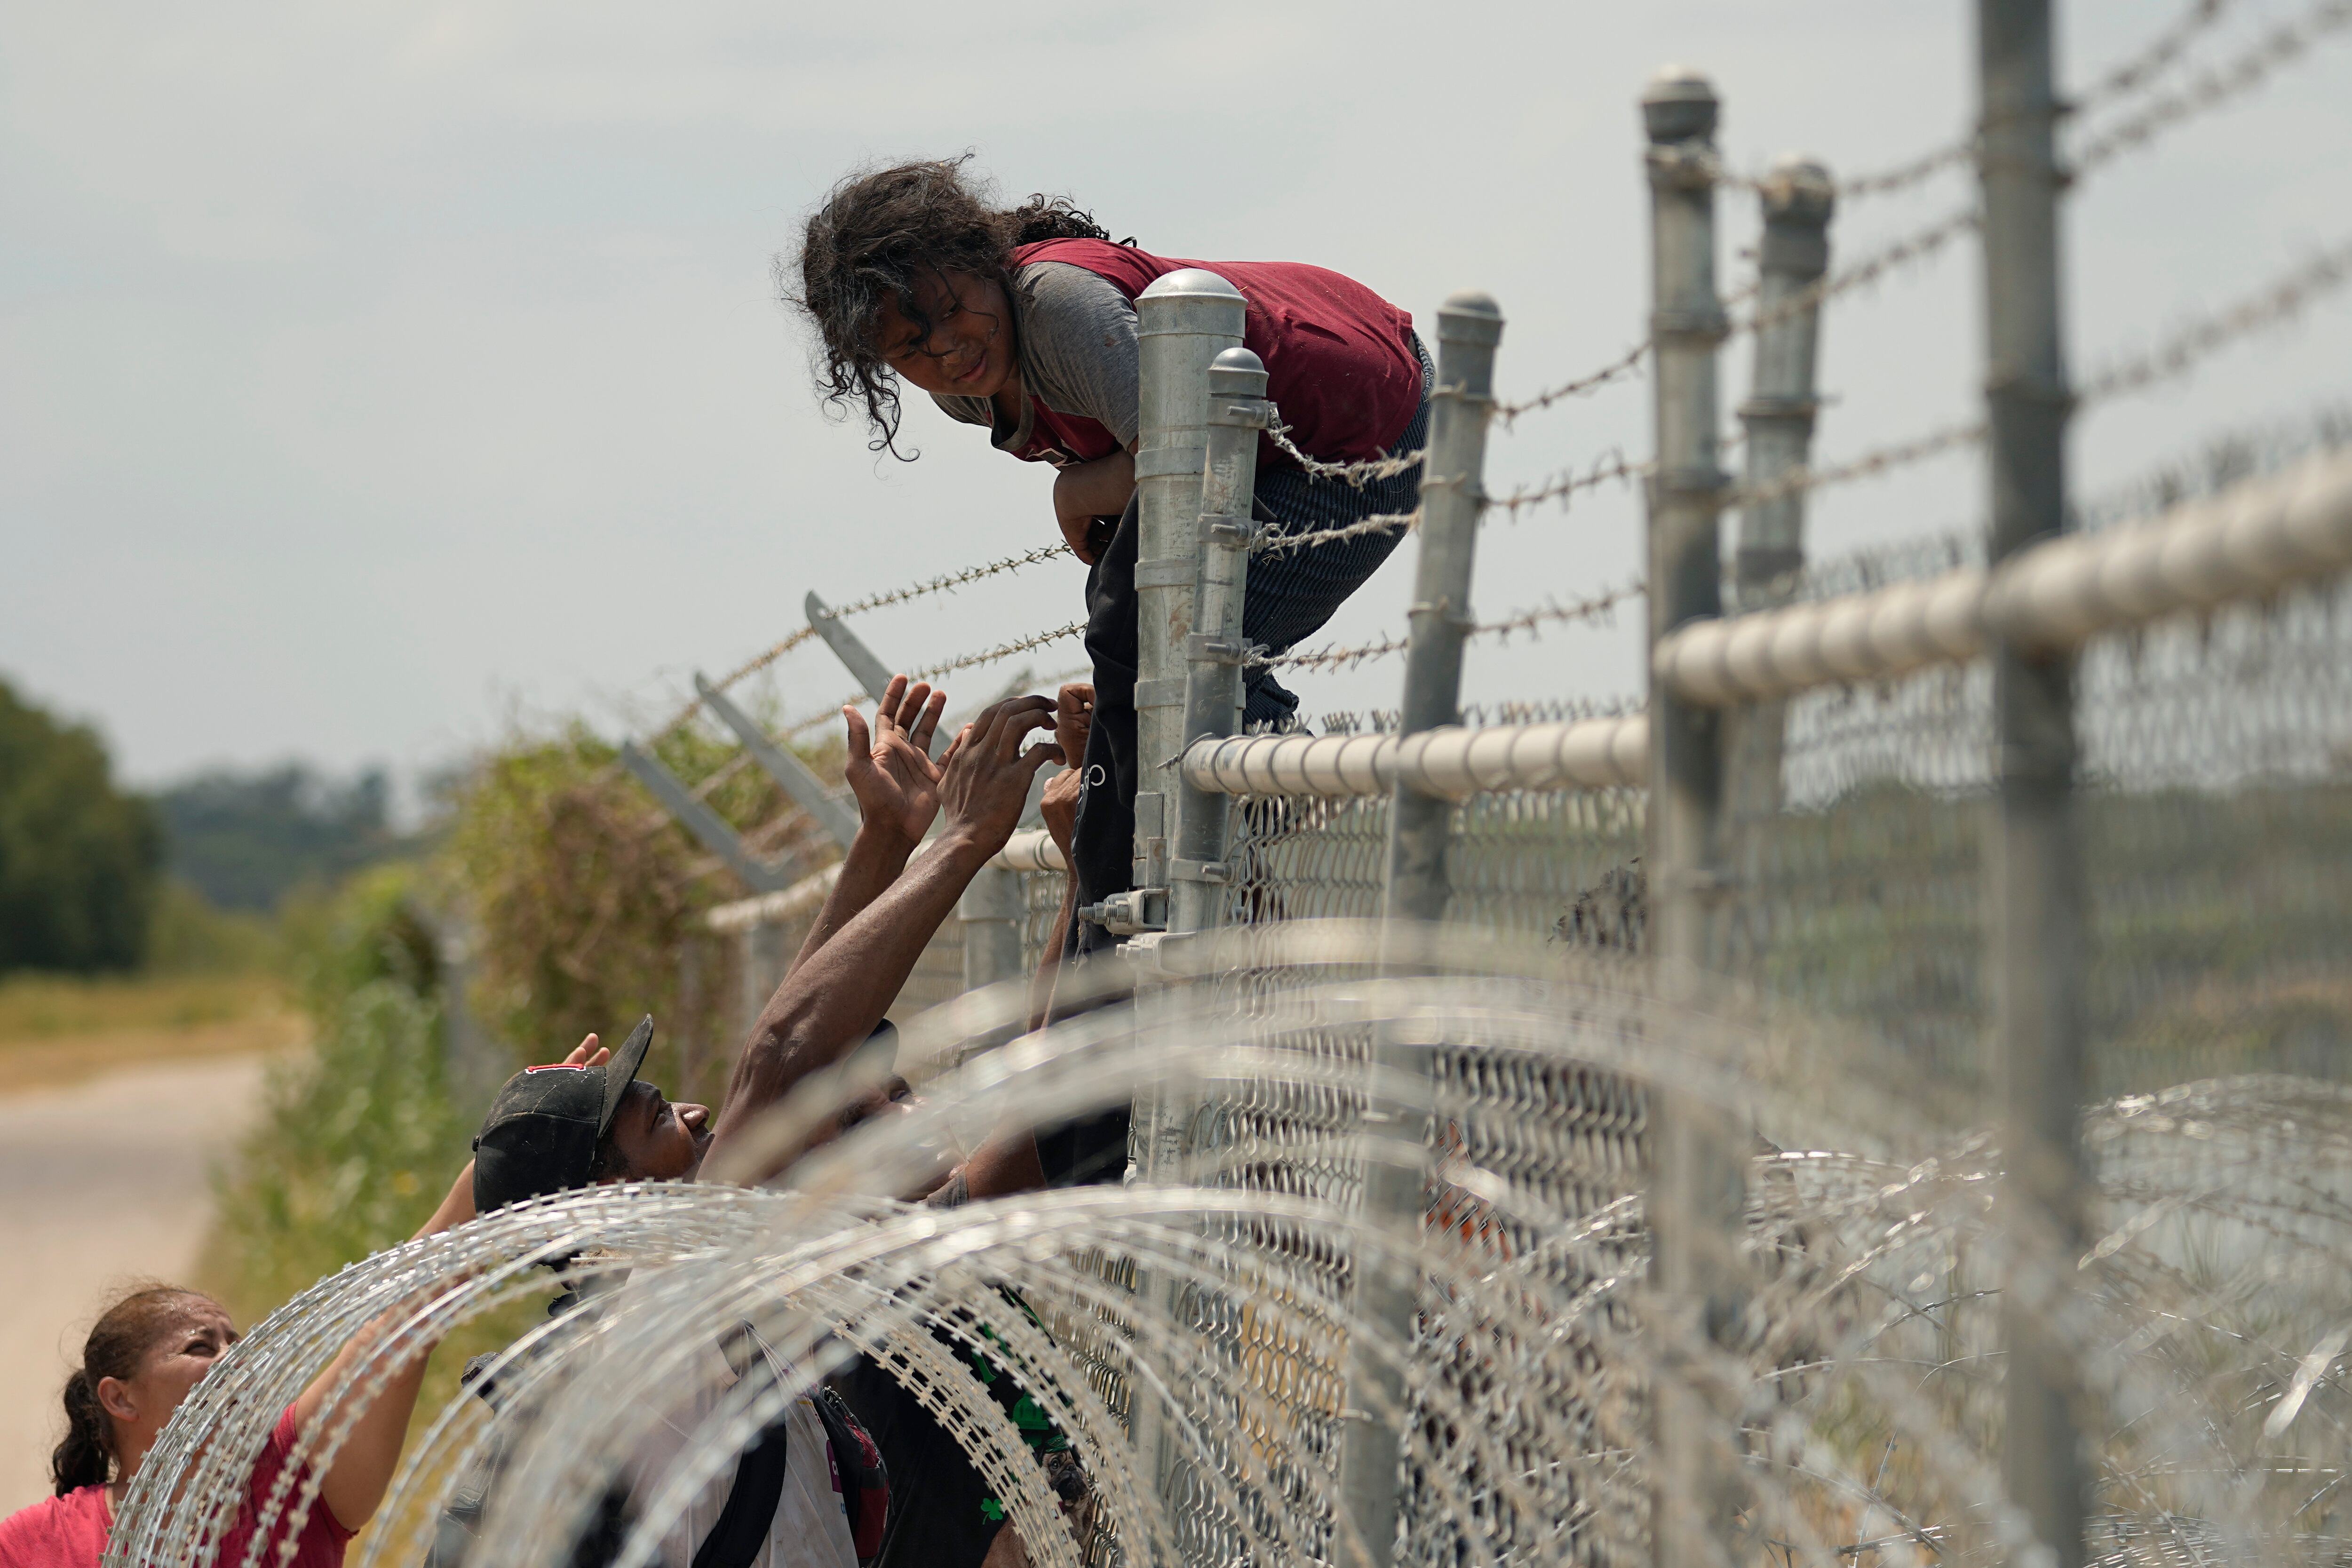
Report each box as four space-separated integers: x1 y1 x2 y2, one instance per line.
710 832 994 1158
1030 869 1080 1031
786 823 916 980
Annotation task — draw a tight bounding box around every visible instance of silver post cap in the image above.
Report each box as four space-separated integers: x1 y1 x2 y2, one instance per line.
1137 268 1247 336
1761 154 1835 223
1437 290 1504 347
1207 345 1269 398
1642 65 1718 144
1138 268 1245 303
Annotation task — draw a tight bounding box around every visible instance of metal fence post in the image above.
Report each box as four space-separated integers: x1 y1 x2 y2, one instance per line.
1724 157 1834 822
693 674 861 850
1641 64 1745 1568
1167 346 1269 940
617 742 797 894
1979 5 2087 1567
1334 291 1504 1568
1128 270 1248 930
1383 293 1502 926
1119 271 1247 1516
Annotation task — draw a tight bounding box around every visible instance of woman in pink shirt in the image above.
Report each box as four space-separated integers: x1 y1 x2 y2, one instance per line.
0 1086 535 1567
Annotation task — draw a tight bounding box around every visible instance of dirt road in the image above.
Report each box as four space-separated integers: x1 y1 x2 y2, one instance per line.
0 1054 268 1516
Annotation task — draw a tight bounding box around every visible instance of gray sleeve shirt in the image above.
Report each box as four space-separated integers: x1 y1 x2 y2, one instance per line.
929 262 1141 455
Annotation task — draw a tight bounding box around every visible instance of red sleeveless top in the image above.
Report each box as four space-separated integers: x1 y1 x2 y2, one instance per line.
1009 239 1421 473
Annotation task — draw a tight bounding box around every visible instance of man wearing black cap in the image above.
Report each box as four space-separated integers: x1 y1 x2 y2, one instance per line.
453 680 1071 1568
469 678 1060 1209
470 1013 709 1211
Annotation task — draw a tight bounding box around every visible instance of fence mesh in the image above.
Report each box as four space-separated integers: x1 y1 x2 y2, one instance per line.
2077 576 2352 1095
1713 570 2352 1097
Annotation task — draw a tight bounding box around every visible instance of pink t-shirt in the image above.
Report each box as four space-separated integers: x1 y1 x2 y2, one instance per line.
0 1403 352 1568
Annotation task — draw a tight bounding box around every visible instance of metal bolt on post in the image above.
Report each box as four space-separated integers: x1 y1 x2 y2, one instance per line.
1724 157 1835 824
1979 4 2088 1566
1335 291 1505 1568
1640 64 1748 1568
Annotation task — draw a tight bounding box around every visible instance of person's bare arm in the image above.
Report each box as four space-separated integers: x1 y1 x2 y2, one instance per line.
784 677 946 980
294 1034 605 1530
1029 682 1093 1031
1053 449 1135 563
705 698 1061 1168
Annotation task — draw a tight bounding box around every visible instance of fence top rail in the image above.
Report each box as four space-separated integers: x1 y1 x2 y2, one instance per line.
1656 445 2352 707
1180 713 1647 802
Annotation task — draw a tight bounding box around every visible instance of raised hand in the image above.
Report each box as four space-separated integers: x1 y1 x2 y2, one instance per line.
1053 681 1094 771
936 695 1061 860
1041 682 1094 861
562 1034 610 1068
842 676 948 847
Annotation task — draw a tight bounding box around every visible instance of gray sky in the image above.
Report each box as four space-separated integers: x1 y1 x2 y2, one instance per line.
4 0 2347 800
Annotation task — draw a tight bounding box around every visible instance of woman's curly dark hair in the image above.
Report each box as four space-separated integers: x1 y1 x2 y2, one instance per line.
785 157 1124 459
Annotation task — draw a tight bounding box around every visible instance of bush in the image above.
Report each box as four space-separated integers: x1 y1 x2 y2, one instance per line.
206 865 462 1317
444 722 817 1106
0 677 162 974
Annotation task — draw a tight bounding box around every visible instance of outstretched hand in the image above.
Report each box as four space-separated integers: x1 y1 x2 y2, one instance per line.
936 695 1061 859
1041 682 1094 860
842 676 948 846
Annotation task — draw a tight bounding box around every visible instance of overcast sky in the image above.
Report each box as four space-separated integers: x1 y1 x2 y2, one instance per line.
4 0 2347 803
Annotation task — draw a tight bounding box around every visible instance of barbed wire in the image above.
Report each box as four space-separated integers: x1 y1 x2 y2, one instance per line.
1492 342 1651 426
1729 419 1987 511
1490 450 1653 518
646 627 822 744
1250 629 1410 674
640 544 1078 743
1263 420 1426 486
821 543 1077 621
1470 581 1648 645
2081 0 2242 107
1711 0 2240 205
1743 203 1983 334
909 621 1088 682
1251 581 1647 673
1475 0 2296 435
2078 233 2352 406
2073 0 2352 176
1253 508 1422 558
1717 239 2352 516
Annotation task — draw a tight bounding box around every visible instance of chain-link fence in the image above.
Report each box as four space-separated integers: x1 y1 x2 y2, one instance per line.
538 16 2352 1568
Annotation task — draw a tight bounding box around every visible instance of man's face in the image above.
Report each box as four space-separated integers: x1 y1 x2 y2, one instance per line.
605 1079 713 1182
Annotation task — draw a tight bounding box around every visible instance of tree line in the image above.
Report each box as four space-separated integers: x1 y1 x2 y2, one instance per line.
0 676 407 975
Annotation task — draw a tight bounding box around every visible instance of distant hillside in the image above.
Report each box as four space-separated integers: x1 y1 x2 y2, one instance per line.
155 766 411 911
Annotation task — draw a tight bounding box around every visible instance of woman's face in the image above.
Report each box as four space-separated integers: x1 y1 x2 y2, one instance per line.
100 1298 238 1455
874 270 1015 401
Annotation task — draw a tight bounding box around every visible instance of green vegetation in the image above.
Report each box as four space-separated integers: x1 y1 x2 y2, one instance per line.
205 865 458 1314
0 677 162 973
445 719 816 1106
156 764 411 912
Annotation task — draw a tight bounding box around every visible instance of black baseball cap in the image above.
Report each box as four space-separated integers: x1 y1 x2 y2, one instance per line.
472 1016 656 1213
